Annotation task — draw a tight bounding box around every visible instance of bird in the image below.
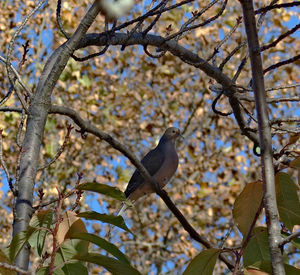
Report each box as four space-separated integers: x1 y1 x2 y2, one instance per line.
117 127 181 217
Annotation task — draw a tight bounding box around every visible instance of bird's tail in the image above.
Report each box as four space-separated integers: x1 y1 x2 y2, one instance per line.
106 202 128 240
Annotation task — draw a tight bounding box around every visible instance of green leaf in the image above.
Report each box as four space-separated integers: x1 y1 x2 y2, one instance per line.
36 267 64 275
276 172 300 231
54 239 87 267
8 226 37 262
249 261 300 275
244 227 270 267
68 232 129 263
74 253 141 275
62 262 88 275
77 211 131 233
77 182 126 201
182 248 221 275
78 75 92 88
233 181 263 237
29 210 54 256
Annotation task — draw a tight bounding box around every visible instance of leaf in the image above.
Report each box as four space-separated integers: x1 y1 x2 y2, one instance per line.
78 75 92 88
29 210 54 256
62 262 88 275
0 249 16 275
275 172 300 231
77 182 126 201
290 157 300 168
248 261 300 275
30 209 54 228
67 231 129 263
182 248 221 275
8 226 37 262
57 211 88 245
74 253 141 275
54 239 87 267
77 211 131 233
244 227 270 267
233 181 263 237
36 267 65 275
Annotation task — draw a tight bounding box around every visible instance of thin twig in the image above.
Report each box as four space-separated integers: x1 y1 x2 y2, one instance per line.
232 199 264 274
110 0 196 33
207 16 243 62
219 41 247 71
173 0 220 42
0 55 32 99
155 187 235 270
6 0 47 85
37 124 73 171
70 172 84 211
56 0 69 39
255 1 300 14
0 262 32 275
0 129 14 191
165 0 227 42
279 231 300 248
237 95 300 103
49 188 64 275
33 189 76 210
271 117 300 125
260 23 300 52
264 53 300 75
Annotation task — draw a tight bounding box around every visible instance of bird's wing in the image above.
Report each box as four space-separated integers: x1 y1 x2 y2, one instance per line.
124 146 165 198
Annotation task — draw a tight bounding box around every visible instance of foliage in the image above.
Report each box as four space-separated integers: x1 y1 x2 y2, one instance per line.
0 0 299 274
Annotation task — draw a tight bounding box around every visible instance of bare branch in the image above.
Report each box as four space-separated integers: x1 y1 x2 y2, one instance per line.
271 117 300 125
0 55 32 99
6 0 47 86
77 32 260 147
0 262 32 275
239 0 285 274
279 231 300 248
37 124 73 171
255 1 300 14
237 95 300 103
155 188 235 270
207 16 243 62
260 23 300 52
56 0 70 39
0 129 14 193
165 0 228 42
233 199 264 274
219 41 247 71
264 53 300 75
13 1 101 269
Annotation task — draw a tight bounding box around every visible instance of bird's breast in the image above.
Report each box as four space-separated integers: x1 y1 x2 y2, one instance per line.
153 147 178 188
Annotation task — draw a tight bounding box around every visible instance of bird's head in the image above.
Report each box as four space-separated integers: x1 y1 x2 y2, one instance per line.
161 127 182 143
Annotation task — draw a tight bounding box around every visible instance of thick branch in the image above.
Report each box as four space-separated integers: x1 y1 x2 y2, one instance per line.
76 32 259 147
239 0 285 274
12 1 101 270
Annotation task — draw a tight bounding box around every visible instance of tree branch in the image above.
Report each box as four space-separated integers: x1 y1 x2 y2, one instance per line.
239 0 285 274
12 1 101 270
76 31 260 148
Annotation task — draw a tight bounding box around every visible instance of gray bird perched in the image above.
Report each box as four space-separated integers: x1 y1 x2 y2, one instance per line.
117 127 181 217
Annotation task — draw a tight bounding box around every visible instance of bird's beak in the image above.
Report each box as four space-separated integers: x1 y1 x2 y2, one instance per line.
179 134 184 141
